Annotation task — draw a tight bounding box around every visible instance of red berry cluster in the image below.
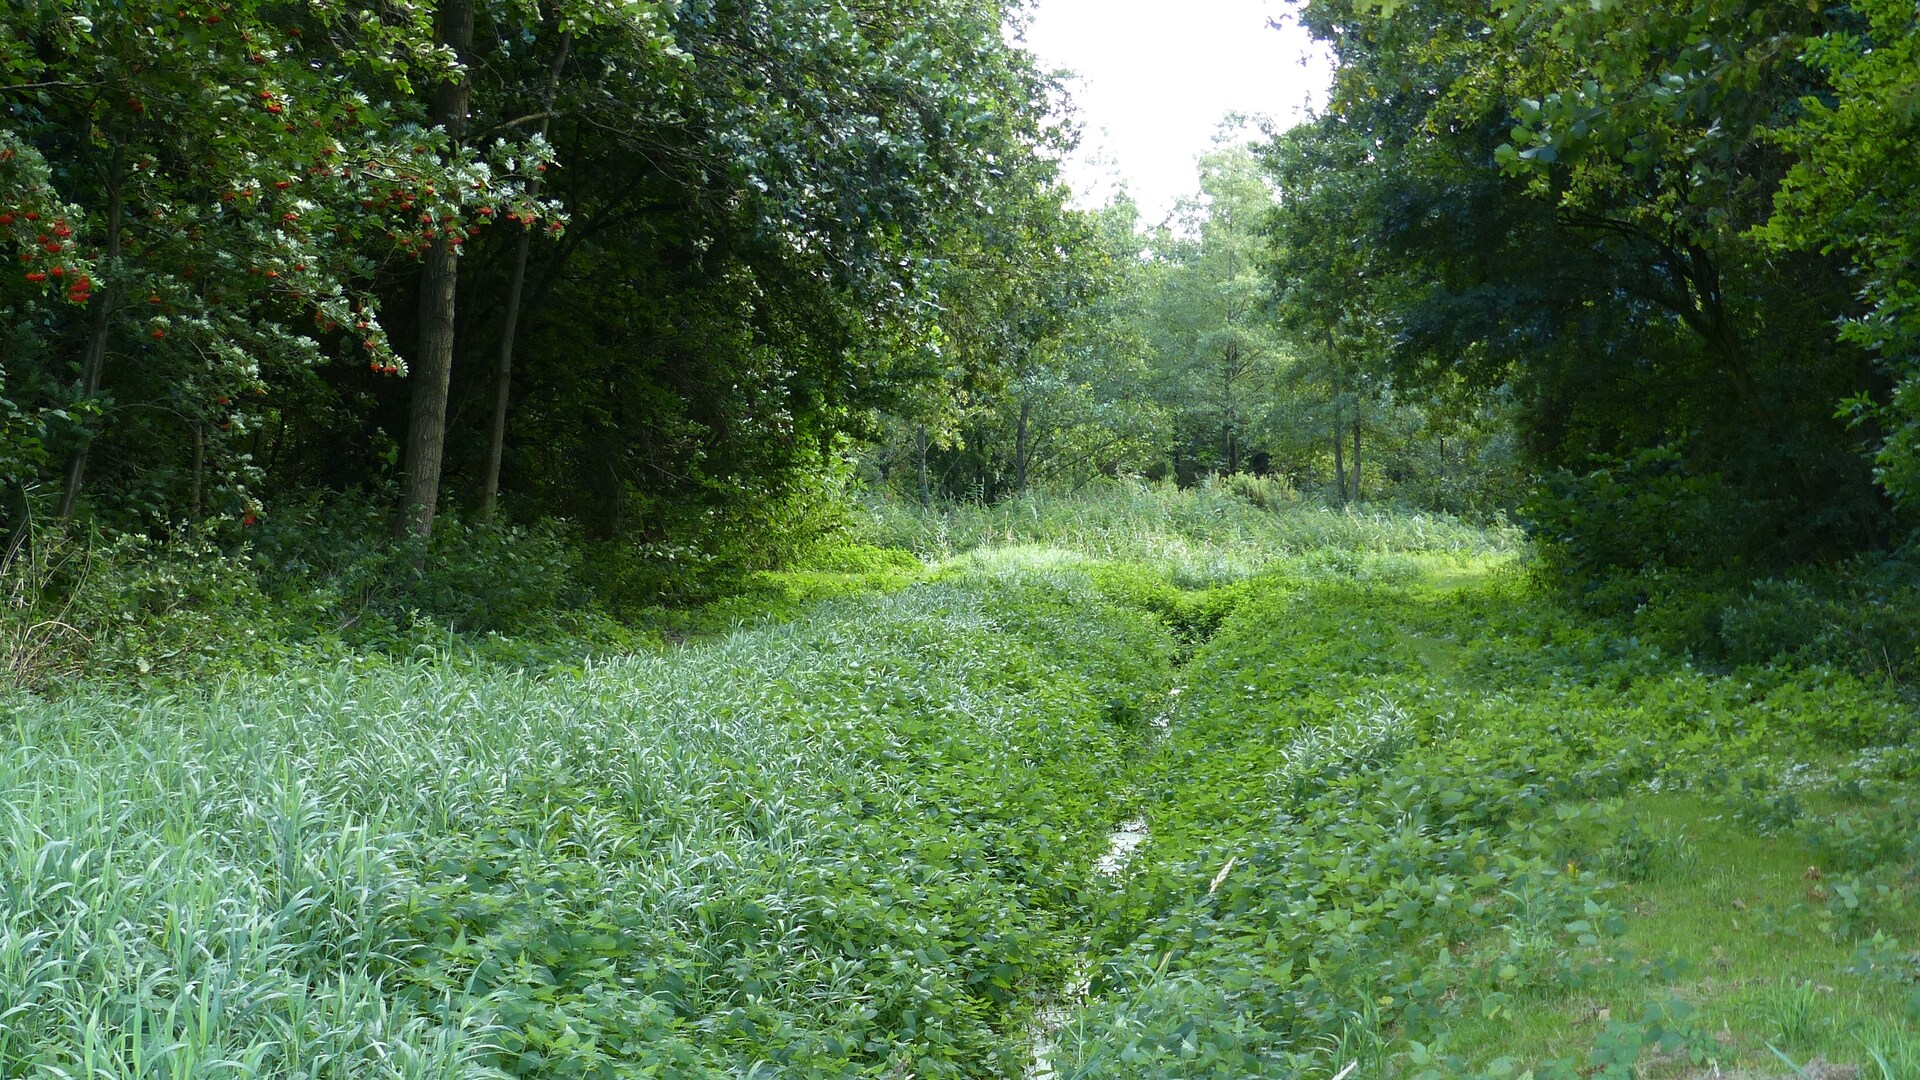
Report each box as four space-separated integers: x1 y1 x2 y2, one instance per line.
6 212 93 303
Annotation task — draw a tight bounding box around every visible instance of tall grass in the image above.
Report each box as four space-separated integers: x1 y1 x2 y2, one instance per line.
860 478 1519 586
0 566 1172 1077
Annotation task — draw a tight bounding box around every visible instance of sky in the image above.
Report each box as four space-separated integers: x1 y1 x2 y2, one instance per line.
1018 0 1334 224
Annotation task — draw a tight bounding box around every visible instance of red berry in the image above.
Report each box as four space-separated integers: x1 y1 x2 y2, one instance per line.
0 213 14 225
23 271 45 283
151 328 166 339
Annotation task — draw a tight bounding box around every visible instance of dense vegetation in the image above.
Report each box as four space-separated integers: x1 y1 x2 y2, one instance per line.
9 0 1920 630
1 0 1068 579
3 486 1915 1077
5 0 1920 1076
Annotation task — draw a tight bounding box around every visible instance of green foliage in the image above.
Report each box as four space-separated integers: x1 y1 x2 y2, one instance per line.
1525 445 1756 582
0 525 286 686
9 480 1919 1076
1762 0 1920 510
861 478 1520 587
250 492 590 634
1051 550 1915 1077
1269 0 1890 575
0 0 1083 598
0 560 1172 1077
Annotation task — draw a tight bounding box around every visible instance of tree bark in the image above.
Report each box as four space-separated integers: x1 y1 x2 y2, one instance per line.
190 421 204 521
1329 335 1347 505
480 31 571 523
1332 423 1347 505
398 0 474 540
916 425 931 509
1222 341 1238 474
56 160 124 523
1351 414 1363 503
1014 398 1030 494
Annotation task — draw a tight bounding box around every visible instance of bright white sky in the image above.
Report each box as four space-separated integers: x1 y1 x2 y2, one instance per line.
1019 0 1333 224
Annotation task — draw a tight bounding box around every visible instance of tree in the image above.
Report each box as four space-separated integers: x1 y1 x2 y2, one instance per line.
1267 0 1886 574
0 0 550 530
1145 144 1281 479
1761 0 1920 511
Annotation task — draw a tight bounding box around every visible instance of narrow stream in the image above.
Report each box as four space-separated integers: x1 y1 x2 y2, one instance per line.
1026 690 1179 1079
1026 814 1150 1080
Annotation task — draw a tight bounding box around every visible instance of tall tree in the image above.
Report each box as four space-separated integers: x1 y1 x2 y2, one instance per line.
1269 0 1885 574
1146 145 1281 478
0 0 541 529
397 0 474 540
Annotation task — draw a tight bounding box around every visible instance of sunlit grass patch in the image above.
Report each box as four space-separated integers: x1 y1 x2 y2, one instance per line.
1051 555 1918 1079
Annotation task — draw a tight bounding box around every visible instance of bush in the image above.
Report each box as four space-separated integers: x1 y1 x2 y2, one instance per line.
1210 471 1297 511
247 491 591 636
1 525 284 686
1525 446 1759 591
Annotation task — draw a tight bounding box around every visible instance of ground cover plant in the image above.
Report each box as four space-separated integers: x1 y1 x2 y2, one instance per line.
1049 555 1920 1078
0 560 1174 1077
861 478 1519 588
12 0 1920 1070
5 483 1917 1078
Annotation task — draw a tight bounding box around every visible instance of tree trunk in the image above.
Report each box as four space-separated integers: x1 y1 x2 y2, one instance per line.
479 31 571 523
916 425 930 509
1329 334 1347 505
56 162 124 523
1351 415 1363 503
1014 399 1030 494
398 0 474 540
191 421 205 521
1332 424 1347 505
1222 342 1237 474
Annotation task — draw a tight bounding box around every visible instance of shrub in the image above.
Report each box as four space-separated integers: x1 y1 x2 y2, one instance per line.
1 524 283 686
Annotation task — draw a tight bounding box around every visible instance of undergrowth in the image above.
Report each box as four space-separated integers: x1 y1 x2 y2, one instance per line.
1051 565 1920 1078
6 483 1916 1078
0 561 1170 1077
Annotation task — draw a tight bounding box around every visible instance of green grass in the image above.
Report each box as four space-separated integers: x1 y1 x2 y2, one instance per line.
1050 559 1919 1079
7 486 1915 1078
0 563 1171 1077
860 478 1520 587
1441 791 1920 1076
